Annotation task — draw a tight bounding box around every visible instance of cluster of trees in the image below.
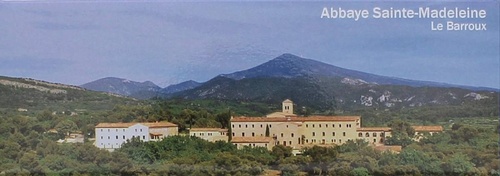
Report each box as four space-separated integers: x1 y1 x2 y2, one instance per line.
1 97 498 175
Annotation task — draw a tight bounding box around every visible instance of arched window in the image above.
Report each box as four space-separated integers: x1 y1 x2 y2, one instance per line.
373 133 377 137
358 133 362 137
365 133 369 137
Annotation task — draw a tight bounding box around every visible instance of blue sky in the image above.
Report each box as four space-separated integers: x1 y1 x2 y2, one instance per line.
0 1 498 88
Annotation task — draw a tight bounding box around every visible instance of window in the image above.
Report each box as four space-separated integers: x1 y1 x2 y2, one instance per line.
281 133 283 137
319 124 321 128
232 133 235 136
116 136 118 139
322 132 325 136
140 129 142 132
239 125 241 128
269 125 272 128
135 129 137 132
358 133 362 137
339 124 342 128
343 132 346 136
232 125 235 128
365 133 369 137
306 139 309 143
252 124 254 128
108 136 110 139
306 124 309 128
333 132 336 136
313 124 315 128
252 132 255 137
291 133 294 137
265 144 268 147
242 133 245 137
116 129 118 132
143 136 145 139
312 132 315 136
333 124 335 127
286 125 289 128
100 136 103 139
260 124 263 128
108 129 110 132
373 139 376 143
101 129 103 132
373 133 377 137
289 141 292 145
245 125 248 128
339 139 342 143
123 135 125 139
326 124 328 127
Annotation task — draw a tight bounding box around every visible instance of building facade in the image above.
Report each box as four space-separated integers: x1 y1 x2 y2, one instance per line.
189 128 228 142
95 122 178 150
230 99 441 151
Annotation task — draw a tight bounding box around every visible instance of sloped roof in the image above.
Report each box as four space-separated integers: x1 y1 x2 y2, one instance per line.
95 122 136 128
412 126 443 132
95 122 177 128
357 127 392 132
231 137 274 143
266 112 297 118
190 128 228 132
231 116 360 122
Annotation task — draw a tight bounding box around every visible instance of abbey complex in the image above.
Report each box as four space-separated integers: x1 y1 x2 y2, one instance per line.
95 99 442 153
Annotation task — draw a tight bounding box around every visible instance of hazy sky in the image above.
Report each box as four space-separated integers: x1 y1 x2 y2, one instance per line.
0 1 498 88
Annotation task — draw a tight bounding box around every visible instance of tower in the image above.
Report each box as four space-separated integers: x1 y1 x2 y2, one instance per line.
282 99 293 114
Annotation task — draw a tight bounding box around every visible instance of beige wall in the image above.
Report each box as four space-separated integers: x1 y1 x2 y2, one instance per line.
233 141 275 150
274 122 301 148
190 130 228 142
149 126 178 141
300 121 358 145
356 131 391 144
231 120 362 148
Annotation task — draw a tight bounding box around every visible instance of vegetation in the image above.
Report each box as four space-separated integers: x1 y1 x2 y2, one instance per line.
0 76 498 175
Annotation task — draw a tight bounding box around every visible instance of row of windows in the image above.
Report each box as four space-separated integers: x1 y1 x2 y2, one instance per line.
358 132 384 137
100 143 120 148
305 123 353 128
304 138 352 144
100 135 146 140
232 124 272 128
99 128 144 132
311 132 346 137
193 132 216 136
236 143 269 147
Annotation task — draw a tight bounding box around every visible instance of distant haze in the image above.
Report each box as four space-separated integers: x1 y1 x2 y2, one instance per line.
0 1 498 88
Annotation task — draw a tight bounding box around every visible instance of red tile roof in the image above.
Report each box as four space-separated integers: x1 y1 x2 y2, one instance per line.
190 128 228 132
412 126 443 132
357 127 392 132
95 122 177 128
231 116 360 122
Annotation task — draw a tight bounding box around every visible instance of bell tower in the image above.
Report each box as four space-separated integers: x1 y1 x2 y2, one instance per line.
282 99 293 114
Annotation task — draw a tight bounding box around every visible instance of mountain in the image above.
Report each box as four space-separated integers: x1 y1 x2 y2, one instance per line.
0 76 136 112
222 53 497 91
173 54 498 112
80 77 161 99
161 80 202 94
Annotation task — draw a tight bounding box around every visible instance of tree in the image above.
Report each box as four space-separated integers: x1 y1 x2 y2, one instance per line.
302 146 338 175
271 145 293 160
215 110 231 129
442 153 476 175
265 125 270 137
55 120 78 137
388 119 415 137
